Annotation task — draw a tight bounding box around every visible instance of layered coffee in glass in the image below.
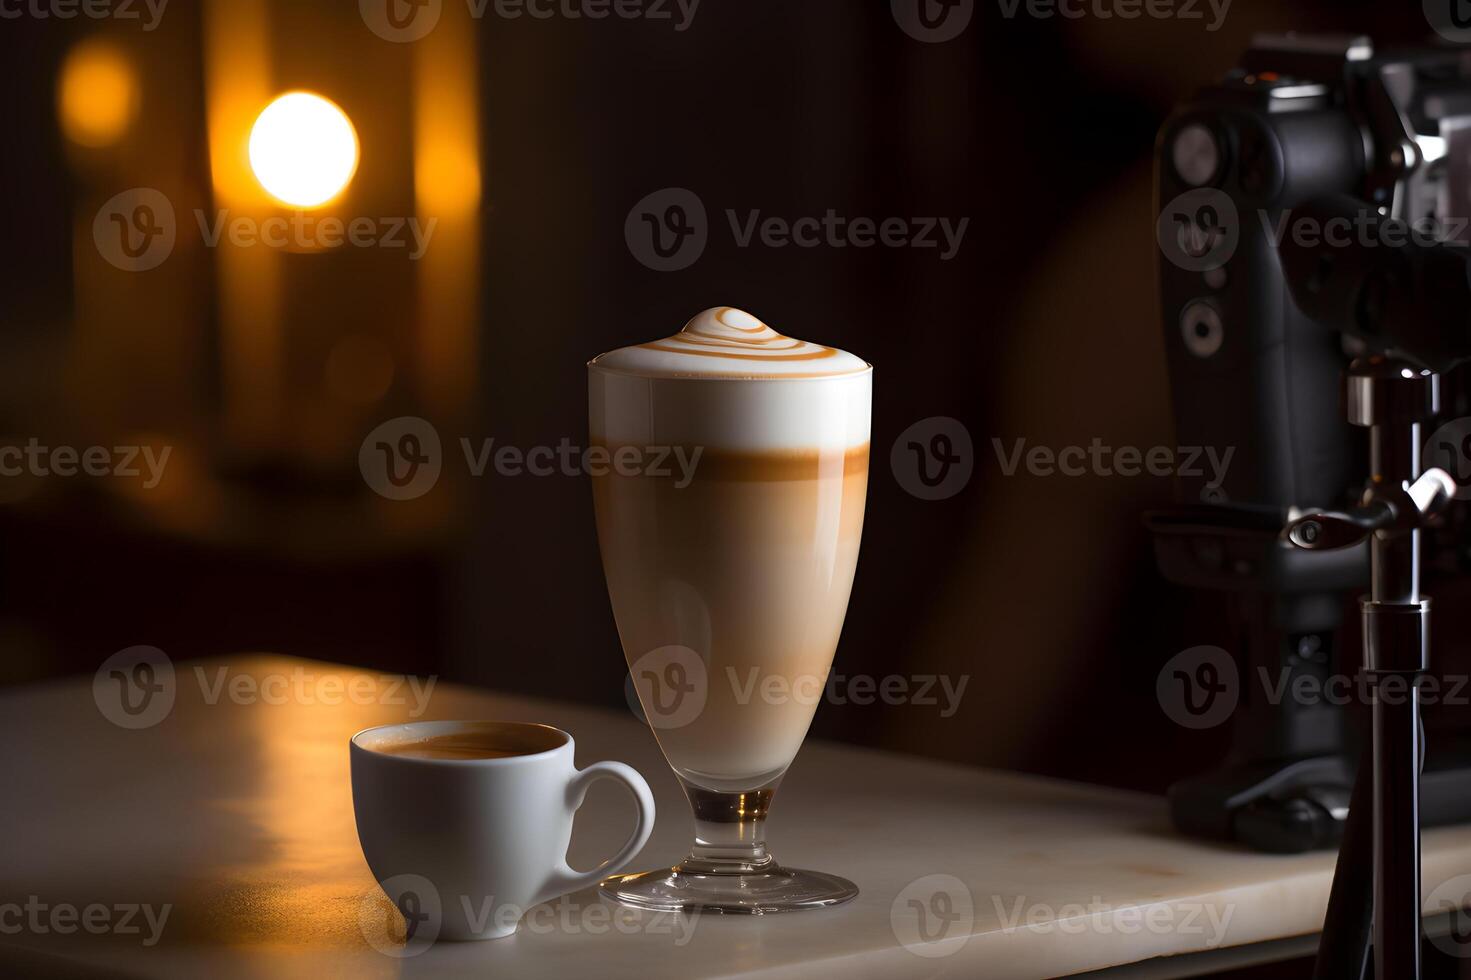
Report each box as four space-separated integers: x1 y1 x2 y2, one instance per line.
589 307 870 912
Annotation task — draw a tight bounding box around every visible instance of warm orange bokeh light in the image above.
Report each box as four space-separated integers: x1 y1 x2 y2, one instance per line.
57 39 139 148
248 92 359 209
415 144 481 217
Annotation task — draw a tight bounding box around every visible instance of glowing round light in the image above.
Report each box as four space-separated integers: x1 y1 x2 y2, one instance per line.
58 40 139 147
248 92 359 208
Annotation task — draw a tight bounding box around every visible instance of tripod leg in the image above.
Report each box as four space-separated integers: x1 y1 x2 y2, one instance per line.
1374 676 1423 978
1313 749 1372 980
1281 359 1448 980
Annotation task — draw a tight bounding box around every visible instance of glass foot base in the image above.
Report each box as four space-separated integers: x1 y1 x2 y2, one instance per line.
599 864 858 914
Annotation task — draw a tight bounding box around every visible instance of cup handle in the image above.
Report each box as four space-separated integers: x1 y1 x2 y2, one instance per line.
535 761 656 904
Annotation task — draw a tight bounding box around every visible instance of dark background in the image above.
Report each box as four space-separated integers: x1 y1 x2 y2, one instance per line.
0 0 1456 808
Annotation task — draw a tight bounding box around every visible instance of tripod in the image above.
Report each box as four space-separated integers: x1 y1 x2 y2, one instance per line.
1283 357 1457 979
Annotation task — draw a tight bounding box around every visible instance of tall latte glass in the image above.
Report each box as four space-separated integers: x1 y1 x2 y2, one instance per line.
589 307 870 913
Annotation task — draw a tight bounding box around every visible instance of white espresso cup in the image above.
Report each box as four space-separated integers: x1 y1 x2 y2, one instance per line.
350 720 656 942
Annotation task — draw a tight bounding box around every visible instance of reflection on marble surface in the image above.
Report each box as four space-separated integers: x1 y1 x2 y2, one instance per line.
3 655 1471 979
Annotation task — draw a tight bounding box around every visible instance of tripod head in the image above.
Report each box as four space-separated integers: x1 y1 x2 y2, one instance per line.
1278 194 1471 374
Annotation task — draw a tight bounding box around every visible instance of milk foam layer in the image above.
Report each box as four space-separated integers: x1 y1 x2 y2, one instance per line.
590 307 870 380
589 308 872 452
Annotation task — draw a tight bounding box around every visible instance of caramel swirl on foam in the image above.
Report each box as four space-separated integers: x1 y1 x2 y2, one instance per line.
590 307 870 379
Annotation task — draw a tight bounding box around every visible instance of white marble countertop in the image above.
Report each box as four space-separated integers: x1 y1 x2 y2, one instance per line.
2 654 1469 979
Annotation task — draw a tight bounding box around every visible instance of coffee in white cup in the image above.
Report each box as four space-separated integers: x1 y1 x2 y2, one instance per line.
350 720 656 941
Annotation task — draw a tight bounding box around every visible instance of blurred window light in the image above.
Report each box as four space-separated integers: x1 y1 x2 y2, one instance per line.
58 39 139 148
415 142 481 217
248 92 359 209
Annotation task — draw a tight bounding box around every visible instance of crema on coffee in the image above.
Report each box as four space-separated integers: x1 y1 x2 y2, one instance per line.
590 308 871 793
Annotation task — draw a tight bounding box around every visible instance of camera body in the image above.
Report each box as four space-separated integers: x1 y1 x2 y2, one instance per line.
1159 35 1471 509
1152 35 1471 851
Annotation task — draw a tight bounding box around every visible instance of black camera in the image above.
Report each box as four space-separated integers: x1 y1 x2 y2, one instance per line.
1151 34 1471 852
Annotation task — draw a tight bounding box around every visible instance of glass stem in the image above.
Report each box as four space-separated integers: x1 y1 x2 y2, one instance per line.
675 780 779 874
